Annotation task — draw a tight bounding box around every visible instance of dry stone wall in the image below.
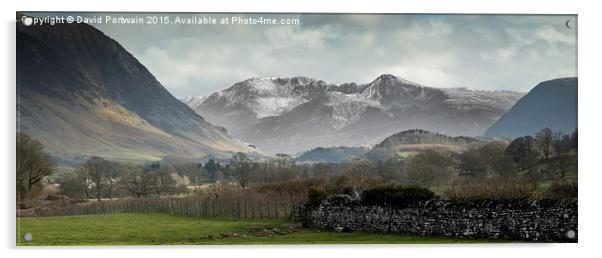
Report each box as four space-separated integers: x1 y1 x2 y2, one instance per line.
309 197 577 242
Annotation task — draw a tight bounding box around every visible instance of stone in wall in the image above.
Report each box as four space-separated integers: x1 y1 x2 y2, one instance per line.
309 196 577 242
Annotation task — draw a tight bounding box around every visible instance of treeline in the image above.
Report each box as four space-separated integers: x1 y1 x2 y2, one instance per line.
211 127 577 199
57 158 190 200
16 127 577 207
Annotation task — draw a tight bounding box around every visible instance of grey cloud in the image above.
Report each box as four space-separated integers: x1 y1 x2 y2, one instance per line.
62 12 576 97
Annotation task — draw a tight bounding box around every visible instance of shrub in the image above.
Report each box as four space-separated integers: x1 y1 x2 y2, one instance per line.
324 176 385 195
307 187 328 208
185 176 386 210
545 181 577 198
444 177 537 199
326 194 359 206
360 185 435 208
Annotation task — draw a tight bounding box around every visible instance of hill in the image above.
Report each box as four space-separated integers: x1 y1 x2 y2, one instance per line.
16 21 253 162
296 146 371 163
366 129 485 161
485 78 577 138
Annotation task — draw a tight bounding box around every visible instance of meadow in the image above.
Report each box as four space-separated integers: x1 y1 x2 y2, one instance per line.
16 213 507 245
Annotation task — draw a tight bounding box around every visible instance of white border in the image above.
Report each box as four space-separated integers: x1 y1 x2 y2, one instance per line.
2 1 601 258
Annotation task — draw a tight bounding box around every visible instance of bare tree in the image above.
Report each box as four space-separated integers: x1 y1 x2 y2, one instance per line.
254 161 273 184
57 168 90 199
312 163 338 178
82 157 111 201
345 159 377 178
227 152 257 188
104 161 121 200
75 167 91 199
552 131 564 159
275 153 295 168
535 128 554 159
16 133 55 207
146 162 176 195
121 164 157 198
121 164 145 197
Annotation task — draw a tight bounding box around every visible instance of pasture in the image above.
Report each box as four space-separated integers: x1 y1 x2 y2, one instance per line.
16 213 507 245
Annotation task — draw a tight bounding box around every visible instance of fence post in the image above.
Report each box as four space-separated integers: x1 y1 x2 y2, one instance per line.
197 200 201 217
171 199 175 215
285 203 289 218
259 201 263 219
185 201 189 217
244 200 247 219
268 201 272 218
219 200 223 217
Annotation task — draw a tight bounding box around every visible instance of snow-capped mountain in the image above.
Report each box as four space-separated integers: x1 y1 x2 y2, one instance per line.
185 74 524 154
179 96 206 110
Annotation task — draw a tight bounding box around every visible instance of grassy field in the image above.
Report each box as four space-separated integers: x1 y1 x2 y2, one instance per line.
16 213 508 245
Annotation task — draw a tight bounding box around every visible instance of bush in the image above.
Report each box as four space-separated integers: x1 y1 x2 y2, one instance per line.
360 185 435 208
545 181 577 198
307 187 328 208
326 194 359 206
444 177 537 199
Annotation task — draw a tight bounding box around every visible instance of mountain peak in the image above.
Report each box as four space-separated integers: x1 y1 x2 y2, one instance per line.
371 74 420 86
235 76 319 92
188 74 525 154
360 74 425 100
376 73 400 81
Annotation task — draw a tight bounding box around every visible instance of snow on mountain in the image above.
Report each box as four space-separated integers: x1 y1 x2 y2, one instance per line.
325 91 381 129
203 77 321 119
183 74 525 154
358 74 426 101
179 96 206 109
441 88 522 110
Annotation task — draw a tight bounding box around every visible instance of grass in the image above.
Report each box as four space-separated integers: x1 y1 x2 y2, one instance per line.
16 213 508 245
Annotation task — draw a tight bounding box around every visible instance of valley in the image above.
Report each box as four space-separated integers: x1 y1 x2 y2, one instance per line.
15 13 578 245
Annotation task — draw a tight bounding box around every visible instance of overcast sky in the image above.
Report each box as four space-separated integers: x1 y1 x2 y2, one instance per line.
84 13 576 97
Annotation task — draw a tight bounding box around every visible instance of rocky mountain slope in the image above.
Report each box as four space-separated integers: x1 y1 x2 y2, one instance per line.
485 77 577 138
184 74 523 154
17 21 253 162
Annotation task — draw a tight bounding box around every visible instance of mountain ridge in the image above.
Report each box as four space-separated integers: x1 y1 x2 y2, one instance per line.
485 77 577 138
17 21 254 162
183 74 524 154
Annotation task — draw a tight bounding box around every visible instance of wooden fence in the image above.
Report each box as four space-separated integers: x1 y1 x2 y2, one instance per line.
45 198 294 219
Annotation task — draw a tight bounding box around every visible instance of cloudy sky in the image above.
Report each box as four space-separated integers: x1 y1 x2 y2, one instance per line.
85 13 576 97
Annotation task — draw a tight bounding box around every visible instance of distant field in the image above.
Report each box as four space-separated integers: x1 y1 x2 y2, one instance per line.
16 213 508 245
